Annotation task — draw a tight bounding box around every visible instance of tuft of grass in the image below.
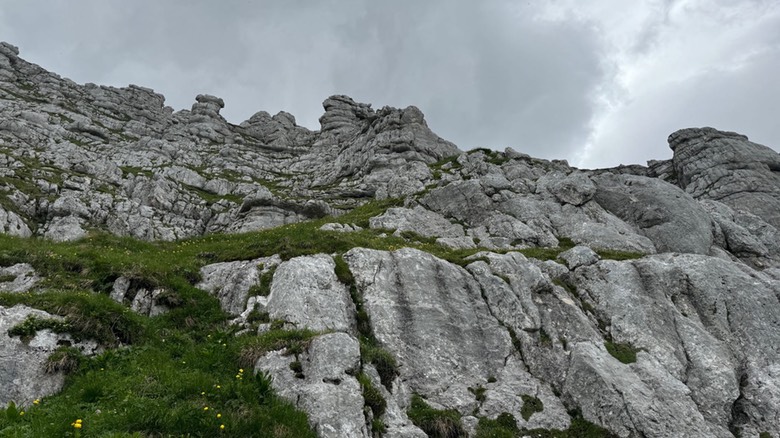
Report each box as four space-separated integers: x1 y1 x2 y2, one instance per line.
360 343 398 391
0 291 145 347
238 328 319 369
357 372 387 420
594 249 644 261
8 315 72 343
478 411 617 437
476 413 519 438
0 274 17 282
469 386 487 404
538 328 553 348
289 361 305 379
520 395 544 421
604 341 637 364
248 266 276 297
45 346 83 374
407 394 466 438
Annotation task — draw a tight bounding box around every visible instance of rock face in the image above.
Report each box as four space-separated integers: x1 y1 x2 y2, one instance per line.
0 305 100 406
2 43 780 437
669 127 780 228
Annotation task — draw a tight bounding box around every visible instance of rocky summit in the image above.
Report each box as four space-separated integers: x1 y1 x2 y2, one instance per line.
1 41 779 438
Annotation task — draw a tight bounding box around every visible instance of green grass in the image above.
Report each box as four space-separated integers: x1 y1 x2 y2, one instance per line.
407 394 466 438
0 291 145 347
248 266 276 297
604 341 638 364
520 395 543 421
475 412 617 438
476 413 519 438
7 315 73 343
0 289 316 437
357 372 387 424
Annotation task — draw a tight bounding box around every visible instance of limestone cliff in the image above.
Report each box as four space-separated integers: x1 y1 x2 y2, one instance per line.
1 42 779 437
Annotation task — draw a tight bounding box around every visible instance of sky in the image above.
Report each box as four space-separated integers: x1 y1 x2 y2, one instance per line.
0 0 778 169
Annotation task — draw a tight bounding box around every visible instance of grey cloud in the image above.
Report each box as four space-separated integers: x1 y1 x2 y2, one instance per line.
1 0 777 168
579 46 780 169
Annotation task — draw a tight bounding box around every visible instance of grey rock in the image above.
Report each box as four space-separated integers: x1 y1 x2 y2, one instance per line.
0 206 31 237
0 263 39 292
543 171 597 206
700 199 780 268
369 206 464 238
593 173 713 254
435 236 477 250
110 276 131 303
479 355 570 430
319 223 363 233
563 342 731 438
130 288 168 317
0 305 100 406
557 245 600 270
344 247 511 413
570 254 780 436
266 255 356 332
669 127 780 229
420 180 494 224
42 215 87 242
197 256 280 316
255 332 369 438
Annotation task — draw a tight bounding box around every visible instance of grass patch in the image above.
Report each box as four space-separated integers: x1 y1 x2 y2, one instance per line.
7 315 73 343
248 266 276 297
237 328 319 368
476 411 617 438
469 386 487 404
0 330 315 437
429 155 462 171
520 395 544 421
357 372 387 421
604 341 637 364
476 413 519 438
45 346 83 374
0 274 17 282
594 249 644 261
407 394 466 438
0 291 145 347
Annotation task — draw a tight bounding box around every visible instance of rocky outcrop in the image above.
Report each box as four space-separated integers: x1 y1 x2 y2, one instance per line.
0 305 100 406
669 127 780 228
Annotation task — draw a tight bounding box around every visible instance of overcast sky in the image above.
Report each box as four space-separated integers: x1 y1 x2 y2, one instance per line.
1 0 778 168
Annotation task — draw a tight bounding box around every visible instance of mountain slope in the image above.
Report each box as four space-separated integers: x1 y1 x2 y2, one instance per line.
1 42 779 438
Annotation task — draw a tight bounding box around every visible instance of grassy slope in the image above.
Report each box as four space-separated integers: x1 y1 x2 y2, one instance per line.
0 199 640 437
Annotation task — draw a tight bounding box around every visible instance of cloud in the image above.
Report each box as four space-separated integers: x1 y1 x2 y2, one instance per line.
0 0 777 168
562 0 780 167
